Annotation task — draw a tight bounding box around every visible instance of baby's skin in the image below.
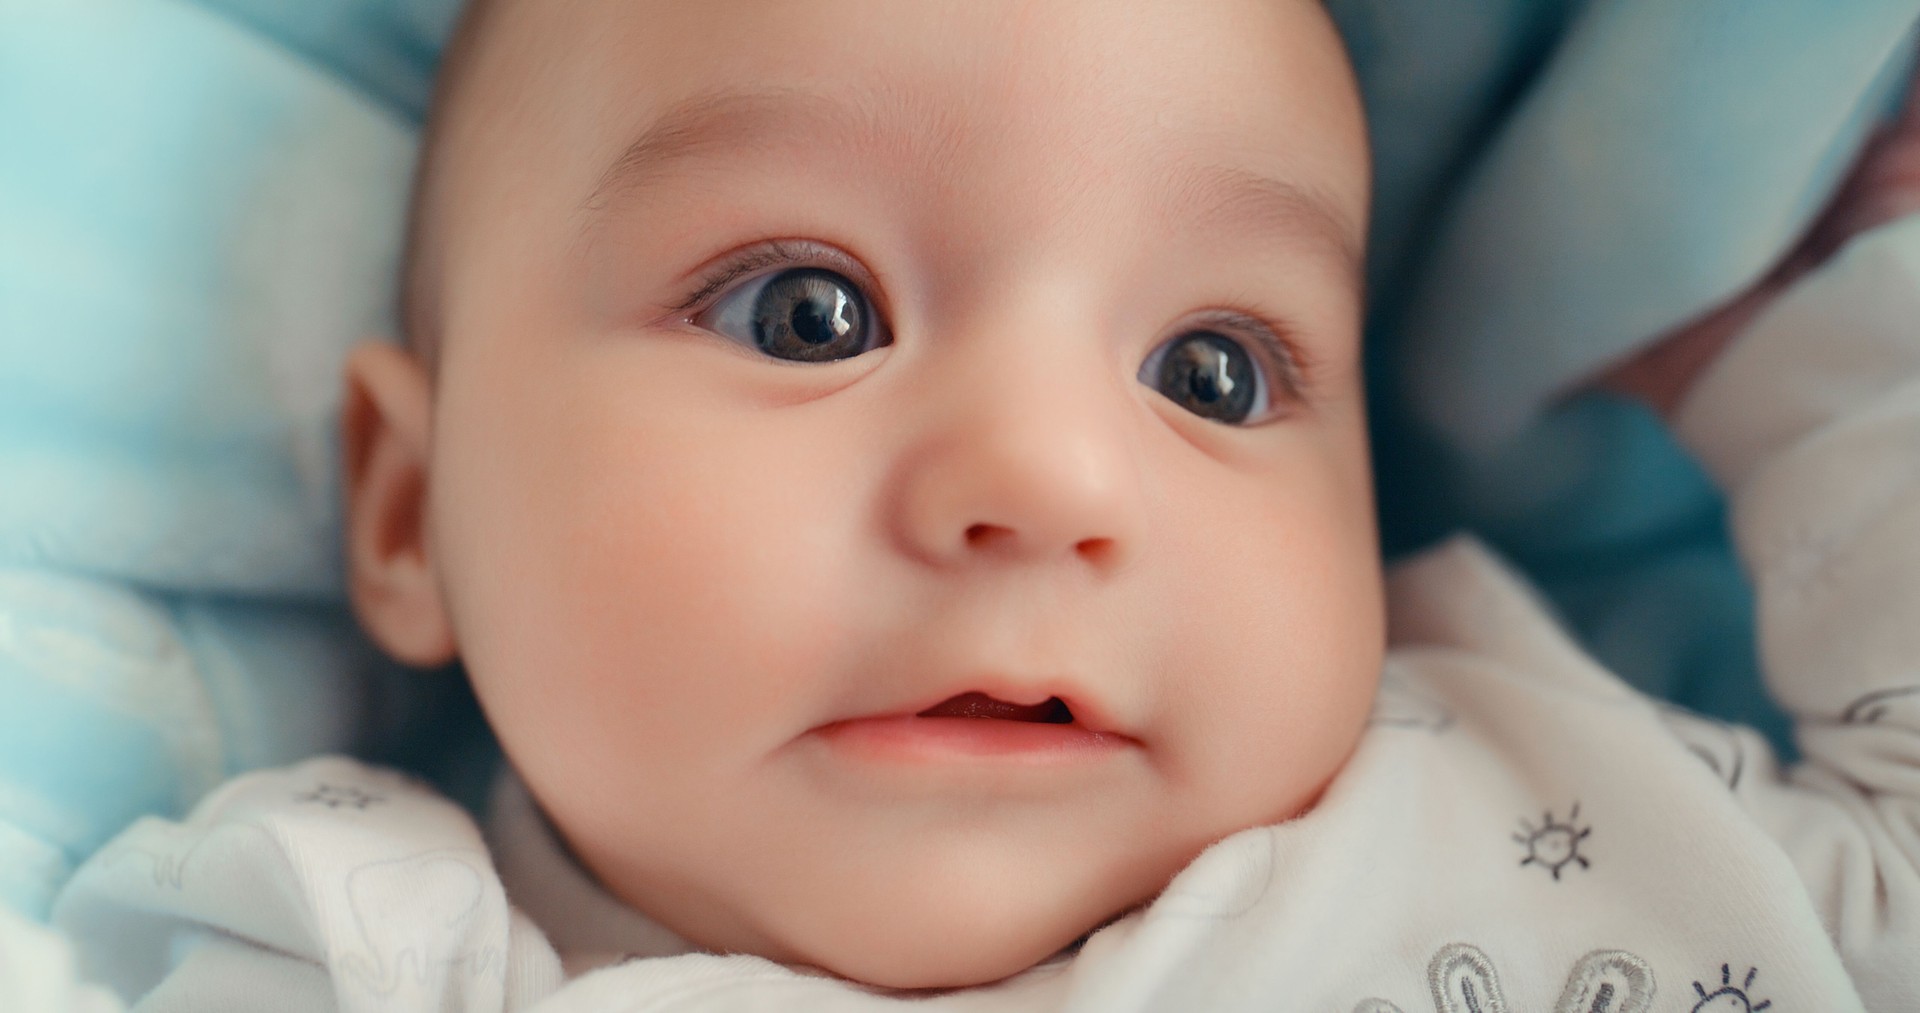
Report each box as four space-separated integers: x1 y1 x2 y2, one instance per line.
342 0 1383 990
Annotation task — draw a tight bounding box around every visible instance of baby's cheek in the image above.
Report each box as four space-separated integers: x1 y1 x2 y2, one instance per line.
1155 439 1382 823
472 399 869 763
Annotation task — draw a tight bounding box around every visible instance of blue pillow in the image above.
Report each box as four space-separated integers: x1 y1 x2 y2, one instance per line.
0 0 436 918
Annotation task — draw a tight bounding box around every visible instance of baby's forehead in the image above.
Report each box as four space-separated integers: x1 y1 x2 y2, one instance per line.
585 82 1361 273
408 0 1368 357
446 0 1364 192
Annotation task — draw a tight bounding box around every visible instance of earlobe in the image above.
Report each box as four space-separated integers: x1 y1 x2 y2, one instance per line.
341 340 458 667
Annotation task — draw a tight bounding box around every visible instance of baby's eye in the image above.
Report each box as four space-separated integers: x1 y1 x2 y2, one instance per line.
693 267 886 363
1138 330 1273 425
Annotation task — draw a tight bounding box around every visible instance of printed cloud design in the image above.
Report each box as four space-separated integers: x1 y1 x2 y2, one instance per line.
338 850 509 1003
1354 943 1654 1013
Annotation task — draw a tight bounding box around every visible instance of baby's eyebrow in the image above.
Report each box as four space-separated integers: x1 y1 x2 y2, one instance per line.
578 86 902 231
577 85 1361 283
1162 164 1362 285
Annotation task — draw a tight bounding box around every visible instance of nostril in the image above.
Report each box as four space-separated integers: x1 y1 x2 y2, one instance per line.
964 523 1014 550
963 526 1122 570
1076 536 1118 568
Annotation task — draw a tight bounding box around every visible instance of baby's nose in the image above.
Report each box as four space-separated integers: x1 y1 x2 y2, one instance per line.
884 330 1147 576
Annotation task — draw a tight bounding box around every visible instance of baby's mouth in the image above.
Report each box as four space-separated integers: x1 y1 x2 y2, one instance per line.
817 688 1131 762
915 691 1075 724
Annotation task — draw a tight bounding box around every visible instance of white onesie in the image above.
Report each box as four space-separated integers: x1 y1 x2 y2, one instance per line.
6 216 1920 1012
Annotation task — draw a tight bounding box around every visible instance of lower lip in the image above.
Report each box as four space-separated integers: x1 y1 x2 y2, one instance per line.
815 716 1131 763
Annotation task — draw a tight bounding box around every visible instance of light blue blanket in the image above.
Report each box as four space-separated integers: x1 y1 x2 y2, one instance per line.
2 0 1915 920
0 0 455 918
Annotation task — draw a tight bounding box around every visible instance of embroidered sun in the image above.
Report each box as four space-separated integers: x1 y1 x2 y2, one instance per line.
1513 802 1590 880
1691 963 1771 1012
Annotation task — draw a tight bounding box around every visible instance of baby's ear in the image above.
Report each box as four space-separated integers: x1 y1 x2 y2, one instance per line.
340 340 457 667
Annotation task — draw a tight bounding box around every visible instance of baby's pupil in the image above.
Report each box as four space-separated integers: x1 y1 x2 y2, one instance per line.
1156 331 1256 423
752 268 868 362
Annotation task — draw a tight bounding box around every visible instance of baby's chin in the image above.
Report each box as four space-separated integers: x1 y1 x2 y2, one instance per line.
574 704 1364 990
770 890 1133 991
669 841 1186 991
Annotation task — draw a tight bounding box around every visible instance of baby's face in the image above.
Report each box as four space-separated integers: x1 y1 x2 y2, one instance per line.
356 0 1380 989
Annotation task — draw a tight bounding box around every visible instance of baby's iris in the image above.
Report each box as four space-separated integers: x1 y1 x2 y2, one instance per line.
706 267 877 363
1141 331 1264 424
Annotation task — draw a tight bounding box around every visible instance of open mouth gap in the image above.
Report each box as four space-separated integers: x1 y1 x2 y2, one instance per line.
916 691 1075 724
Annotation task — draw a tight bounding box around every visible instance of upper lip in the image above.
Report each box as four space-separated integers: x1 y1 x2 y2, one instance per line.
839 674 1139 744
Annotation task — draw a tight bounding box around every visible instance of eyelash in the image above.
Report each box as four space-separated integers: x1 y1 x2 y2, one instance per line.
671 240 1312 401
671 239 865 315
1174 307 1312 402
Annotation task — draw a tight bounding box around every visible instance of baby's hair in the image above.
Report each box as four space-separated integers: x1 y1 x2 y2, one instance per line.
397 0 503 373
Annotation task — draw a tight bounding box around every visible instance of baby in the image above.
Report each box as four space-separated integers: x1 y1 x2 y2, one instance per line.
356 0 1379 991
31 0 1920 1009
